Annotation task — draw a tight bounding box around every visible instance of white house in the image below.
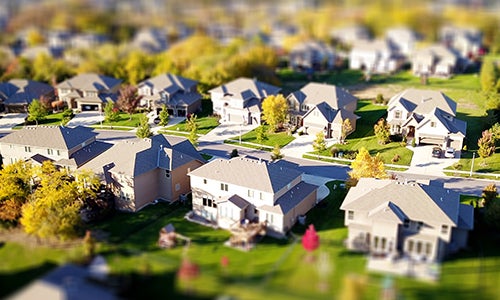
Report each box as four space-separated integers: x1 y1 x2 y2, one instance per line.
188 157 318 237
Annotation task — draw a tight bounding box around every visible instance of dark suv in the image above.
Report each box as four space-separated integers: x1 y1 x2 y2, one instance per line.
432 147 442 158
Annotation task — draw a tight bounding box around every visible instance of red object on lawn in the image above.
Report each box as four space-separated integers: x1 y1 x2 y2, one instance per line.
302 224 320 252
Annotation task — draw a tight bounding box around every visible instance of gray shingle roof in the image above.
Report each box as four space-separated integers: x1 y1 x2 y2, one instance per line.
0 126 97 150
208 77 281 100
188 157 303 193
56 73 122 92
139 73 197 94
288 82 357 110
388 88 457 117
259 181 317 214
417 107 467 136
341 178 466 227
0 79 53 105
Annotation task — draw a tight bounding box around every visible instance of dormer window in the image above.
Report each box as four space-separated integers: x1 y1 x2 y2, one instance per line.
441 225 449 234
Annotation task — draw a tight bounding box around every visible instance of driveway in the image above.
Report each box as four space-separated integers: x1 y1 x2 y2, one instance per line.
66 112 104 127
405 145 460 176
0 113 27 129
199 122 259 143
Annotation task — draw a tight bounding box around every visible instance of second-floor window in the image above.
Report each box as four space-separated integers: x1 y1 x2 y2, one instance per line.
24 146 31 153
394 110 401 119
221 183 228 191
47 149 53 155
347 210 354 220
431 121 436 127
441 225 449 234
248 190 254 197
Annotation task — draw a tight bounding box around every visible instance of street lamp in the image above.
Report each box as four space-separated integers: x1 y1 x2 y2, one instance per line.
470 151 475 177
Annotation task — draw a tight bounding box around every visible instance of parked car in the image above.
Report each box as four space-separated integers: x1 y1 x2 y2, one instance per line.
432 147 442 158
444 147 455 158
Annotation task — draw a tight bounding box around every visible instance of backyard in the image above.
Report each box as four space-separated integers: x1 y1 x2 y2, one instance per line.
1 182 500 300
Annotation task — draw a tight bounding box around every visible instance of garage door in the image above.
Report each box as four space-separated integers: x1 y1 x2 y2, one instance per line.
82 104 99 111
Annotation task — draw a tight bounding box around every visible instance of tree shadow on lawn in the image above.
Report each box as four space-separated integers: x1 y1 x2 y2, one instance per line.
0 261 58 298
400 284 493 300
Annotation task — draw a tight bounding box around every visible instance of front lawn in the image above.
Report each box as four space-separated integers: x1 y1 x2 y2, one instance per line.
225 125 295 149
101 112 144 128
163 116 220 135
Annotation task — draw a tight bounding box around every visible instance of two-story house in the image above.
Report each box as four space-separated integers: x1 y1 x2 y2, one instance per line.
440 25 482 60
0 126 111 170
385 26 419 58
386 88 467 150
56 73 122 111
288 40 336 72
82 134 205 212
349 39 403 74
340 178 473 273
188 157 318 237
137 73 202 117
287 82 358 140
208 77 281 125
0 79 55 113
411 44 458 78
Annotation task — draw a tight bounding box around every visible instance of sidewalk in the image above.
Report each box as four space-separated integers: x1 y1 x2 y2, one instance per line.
198 122 259 143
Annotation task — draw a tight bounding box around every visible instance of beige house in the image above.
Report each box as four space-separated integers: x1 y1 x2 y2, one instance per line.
209 77 281 125
0 79 55 113
137 73 202 117
341 178 473 274
56 73 122 111
188 157 318 237
386 88 466 150
411 44 458 78
287 82 358 140
82 135 205 212
0 125 110 170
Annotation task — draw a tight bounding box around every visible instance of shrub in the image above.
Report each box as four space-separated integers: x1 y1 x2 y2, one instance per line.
411 138 416 147
375 93 384 104
391 154 400 163
330 146 339 157
343 150 358 160
452 162 463 170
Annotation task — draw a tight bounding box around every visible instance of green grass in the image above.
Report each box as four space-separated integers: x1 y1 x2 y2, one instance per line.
225 125 295 149
163 116 219 135
101 112 144 127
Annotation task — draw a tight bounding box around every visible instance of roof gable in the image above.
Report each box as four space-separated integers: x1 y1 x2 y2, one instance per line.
208 77 281 100
388 88 457 117
57 73 122 92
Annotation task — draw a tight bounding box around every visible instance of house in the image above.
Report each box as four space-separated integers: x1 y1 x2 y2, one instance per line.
288 40 336 72
349 39 402 74
188 157 318 237
268 23 298 50
340 178 473 276
385 26 419 57
137 73 202 117
330 25 371 47
82 134 205 212
386 88 467 150
56 73 122 111
209 77 281 125
0 125 111 169
287 82 358 140
130 27 169 54
440 25 482 60
70 33 109 49
0 79 55 113
411 44 458 78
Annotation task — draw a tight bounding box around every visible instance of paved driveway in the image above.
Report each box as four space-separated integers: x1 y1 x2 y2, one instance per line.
406 145 460 175
66 112 104 127
0 113 27 129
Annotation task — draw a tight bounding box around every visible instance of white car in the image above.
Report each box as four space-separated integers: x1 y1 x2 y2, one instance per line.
444 148 455 158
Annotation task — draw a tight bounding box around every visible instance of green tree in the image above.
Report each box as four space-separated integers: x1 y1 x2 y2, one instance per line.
347 147 388 187
103 101 119 123
186 114 198 132
374 118 390 145
478 130 496 160
27 99 48 125
341 118 353 144
270 145 284 161
484 200 500 230
124 51 152 85
261 94 288 133
26 28 45 46
255 125 267 147
158 104 169 126
481 183 498 208
312 131 327 153
188 127 199 147
480 58 498 93
136 114 153 139
117 85 142 120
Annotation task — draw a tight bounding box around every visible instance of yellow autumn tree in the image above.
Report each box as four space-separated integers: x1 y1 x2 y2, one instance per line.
261 94 289 133
347 147 388 187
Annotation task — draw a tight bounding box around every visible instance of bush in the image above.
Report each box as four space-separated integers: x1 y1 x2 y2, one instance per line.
343 150 358 160
375 93 384 104
452 162 463 170
330 146 340 157
411 138 416 147
391 154 400 163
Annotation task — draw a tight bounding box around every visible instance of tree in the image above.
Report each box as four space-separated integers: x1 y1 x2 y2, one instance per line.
104 101 119 123
261 94 289 133
374 118 390 145
188 127 199 148
136 114 153 139
186 114 198 132
347 147 388 187
484 200 500 230
270 145 284 161
117 85 142 119
312 131 327 153
0 161 34 224
123 51 151 85
27 99 48 125
478 130 496 160
480 58 498 93
158 104 169 126
255 125 267 147
481 184 498 208
302 224 320 252
229 149 239 158
341 118 353 144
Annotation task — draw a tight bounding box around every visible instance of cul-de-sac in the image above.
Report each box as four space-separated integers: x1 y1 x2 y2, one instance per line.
1 1 500 299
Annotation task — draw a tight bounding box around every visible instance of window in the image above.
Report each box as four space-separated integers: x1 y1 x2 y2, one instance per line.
441 225 449 234
221 183 228 191
56 150 60 156
347 210 354 220
47 149 53 155
416 241 422 254
203 197 207 206
425 243 432 256
374 236 379 249
175 183 180 191
203 179 207 184
431 121 436 127
24 146 31 153
381 237 386 250
417 221 423 230
259 192 263 200
248 190 254 197
165 170 170 178
394 110 401 119
408 240 414 252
